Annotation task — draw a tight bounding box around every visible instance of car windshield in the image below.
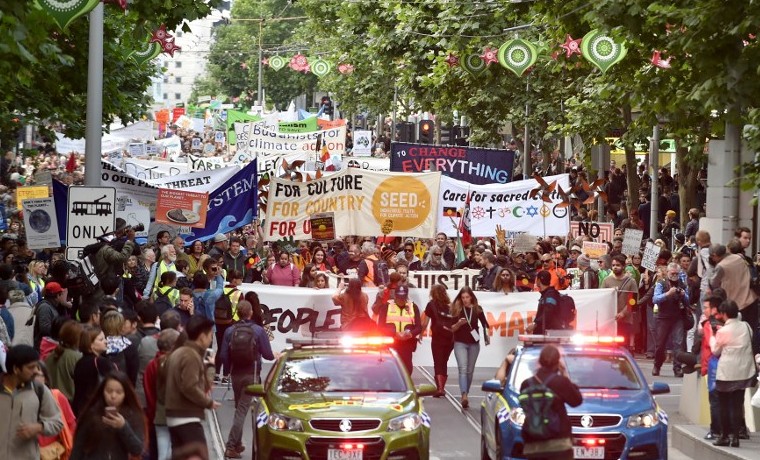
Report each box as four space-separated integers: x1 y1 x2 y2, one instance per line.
277 354 408 393
512 351 642 391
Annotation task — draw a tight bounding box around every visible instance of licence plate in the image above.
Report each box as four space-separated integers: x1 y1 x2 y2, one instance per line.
573 446 605 459
327 448 363 460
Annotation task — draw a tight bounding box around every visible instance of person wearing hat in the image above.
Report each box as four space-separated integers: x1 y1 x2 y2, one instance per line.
29 282 68 350
377 284 421 375
207 233 229 260
567 245 583 269
577 255 599 289
673 233 693 258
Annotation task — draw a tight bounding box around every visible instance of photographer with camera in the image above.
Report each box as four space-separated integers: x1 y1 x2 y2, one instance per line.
652 262 690 377
84 218 139 308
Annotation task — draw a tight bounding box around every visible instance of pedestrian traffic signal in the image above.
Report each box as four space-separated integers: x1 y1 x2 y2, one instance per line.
418 120 433 143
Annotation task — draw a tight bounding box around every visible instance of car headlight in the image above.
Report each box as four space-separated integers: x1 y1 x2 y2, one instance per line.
627 410 659 428
268 413 304 431
388 413 422 432
509 407 525 426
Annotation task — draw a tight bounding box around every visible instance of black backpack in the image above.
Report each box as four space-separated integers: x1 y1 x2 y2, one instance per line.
557 294 576 329
214 289 236 325
519 374 561 441
229 323 257 371
153 288 175 316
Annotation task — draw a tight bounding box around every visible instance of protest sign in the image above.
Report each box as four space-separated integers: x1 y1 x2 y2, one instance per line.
622 229 644 256
279 117 318 133
128 143 146 157
156 189 208 227
188 154 225 171
391 142 515 185
344 157 390 171
570 221 614 243
235 123 347 157
17 186 49 209
641 241 660 271
264 169 441 241
22 198 60 250
353 130 373 156
582 241 609 259
512 233 538 253
310 213 336 241
437 174 570 238
121 158 190 180
243 283 617 367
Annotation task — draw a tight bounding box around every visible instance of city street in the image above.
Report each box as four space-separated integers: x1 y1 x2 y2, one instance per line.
212 358 691 459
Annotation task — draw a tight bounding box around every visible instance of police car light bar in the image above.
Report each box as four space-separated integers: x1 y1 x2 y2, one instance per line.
286 336 394 349
518 334 625 345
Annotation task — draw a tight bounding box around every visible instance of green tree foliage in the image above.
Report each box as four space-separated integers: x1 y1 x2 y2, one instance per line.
0 0 221 147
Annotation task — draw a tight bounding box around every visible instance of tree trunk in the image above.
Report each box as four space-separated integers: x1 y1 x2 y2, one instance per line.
622 105 640 216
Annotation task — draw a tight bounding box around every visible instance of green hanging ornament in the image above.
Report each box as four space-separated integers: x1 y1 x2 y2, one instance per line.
581 29 627 74
461 53 486 77
311 58 332 77
131 41 162 65
37 0 100 29
498 39 539 77
269 55 286 71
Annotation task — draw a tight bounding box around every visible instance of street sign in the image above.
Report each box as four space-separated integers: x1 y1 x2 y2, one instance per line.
66 186 116 261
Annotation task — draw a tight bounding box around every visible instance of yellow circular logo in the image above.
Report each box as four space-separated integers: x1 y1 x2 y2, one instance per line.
372 176 431 232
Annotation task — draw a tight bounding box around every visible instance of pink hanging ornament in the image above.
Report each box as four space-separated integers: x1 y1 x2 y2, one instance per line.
480 47 498 66
560 34 583 58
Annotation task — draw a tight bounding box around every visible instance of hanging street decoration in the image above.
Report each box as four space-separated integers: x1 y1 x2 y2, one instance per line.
289 54 310 72
337 63 354 74
560 34 583 58
462 53 486 76
480 47 499 66
163 40 181 57
131 41 162 65
650 50 672 69
269 55 286 71
149 24 181 56
37 0 99 29
311 58 332 77
444 53 460 67
498 39 539 77
581 29 627 74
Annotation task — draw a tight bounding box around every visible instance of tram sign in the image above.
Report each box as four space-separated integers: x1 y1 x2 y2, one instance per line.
66 186 116 261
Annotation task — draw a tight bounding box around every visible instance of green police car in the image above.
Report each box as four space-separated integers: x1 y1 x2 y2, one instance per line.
246 335 437 460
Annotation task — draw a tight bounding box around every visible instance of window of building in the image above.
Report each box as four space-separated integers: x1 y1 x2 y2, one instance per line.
163 93 168 100
163 76 169 83
175 93 182 100
175 77 182 83
175 61 182 68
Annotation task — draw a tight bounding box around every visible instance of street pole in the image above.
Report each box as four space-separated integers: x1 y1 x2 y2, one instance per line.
391 83 398 141
523 77 531 177
650 124 660 239
84 3 104 186
257 20 263 109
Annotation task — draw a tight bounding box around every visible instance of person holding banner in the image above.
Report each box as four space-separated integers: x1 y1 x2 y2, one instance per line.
450 286 489 409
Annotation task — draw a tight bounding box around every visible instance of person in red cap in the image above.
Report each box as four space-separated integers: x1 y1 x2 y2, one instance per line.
30 282 68 350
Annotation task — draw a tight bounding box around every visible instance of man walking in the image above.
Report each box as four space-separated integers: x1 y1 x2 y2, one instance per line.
528 271 562 334
652 263 689 377
164 316 220 458
602 254 639 348
220 301 275 458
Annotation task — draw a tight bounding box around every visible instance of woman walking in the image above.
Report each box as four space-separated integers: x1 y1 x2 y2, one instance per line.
450 286 490 408
423 284 454 397
332 278 371 331
710 300 758 448
71 371 146 459
72 326 116 416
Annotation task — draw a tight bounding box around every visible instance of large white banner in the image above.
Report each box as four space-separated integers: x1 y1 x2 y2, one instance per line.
241 284 617 367
235 123 347 158
121 158 190 179
264 169 441 241
437 173 571 238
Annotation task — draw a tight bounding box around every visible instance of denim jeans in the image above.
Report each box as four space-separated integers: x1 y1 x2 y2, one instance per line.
453 341 480 394
654 316 684 371
227 373 258 450
646 305 656 355
156 425 171 460
709 390 721 434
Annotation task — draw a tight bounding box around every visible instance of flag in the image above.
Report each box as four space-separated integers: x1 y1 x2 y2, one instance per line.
65 153 76 173
459 191 472 247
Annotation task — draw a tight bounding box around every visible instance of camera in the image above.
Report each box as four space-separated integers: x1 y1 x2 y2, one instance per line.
127 223 145 232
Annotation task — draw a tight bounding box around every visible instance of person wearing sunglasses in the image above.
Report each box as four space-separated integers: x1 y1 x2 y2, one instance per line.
395 241 421 271
532 254 570 292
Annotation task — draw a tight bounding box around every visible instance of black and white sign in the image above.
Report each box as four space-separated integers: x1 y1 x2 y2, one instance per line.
22 197 60 250
66 187 116 261
641 241 660 272
622 229 644 256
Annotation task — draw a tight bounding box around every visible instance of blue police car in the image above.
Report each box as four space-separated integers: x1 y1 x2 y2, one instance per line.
480 334 670 460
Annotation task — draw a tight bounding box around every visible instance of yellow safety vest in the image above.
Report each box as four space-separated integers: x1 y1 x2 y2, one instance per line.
223 286 241 321
152 260 175 291
386 300 415 333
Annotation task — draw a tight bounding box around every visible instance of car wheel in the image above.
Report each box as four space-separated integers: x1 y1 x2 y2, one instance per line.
494 417 503 460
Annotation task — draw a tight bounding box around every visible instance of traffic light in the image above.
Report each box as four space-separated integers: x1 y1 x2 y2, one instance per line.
418 120 433 144
320 96 333 116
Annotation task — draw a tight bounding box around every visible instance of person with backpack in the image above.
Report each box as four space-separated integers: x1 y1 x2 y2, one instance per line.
153 271 179 316
576 255 599 290
0 344 64 460
528 271 564 334
519 344 582 459
357 242 389 287
219 300 275 459
214 271 243 383
30 282 68 350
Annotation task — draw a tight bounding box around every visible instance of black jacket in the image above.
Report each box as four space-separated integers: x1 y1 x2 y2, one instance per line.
533 287 562 334
520 367 582 442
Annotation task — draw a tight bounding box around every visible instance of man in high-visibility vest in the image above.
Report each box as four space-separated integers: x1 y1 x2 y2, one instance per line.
377 285 421 376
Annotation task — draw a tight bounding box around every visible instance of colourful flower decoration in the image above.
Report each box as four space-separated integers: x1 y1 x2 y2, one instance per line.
560 34 583 58
150 24 169 45
337 63 354 74
289 54 309 72
650 50 671 69
444 53 459 67
480 47 499 66
162 40 181 57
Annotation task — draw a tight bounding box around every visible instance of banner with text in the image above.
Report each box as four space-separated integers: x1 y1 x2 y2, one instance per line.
390 142 515 185
264 169 441 241
244 284 617 367
437 174 571 238
235 123 347 158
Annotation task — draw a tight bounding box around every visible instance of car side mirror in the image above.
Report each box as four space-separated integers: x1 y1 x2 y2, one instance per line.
650 382 670 395
245 383 266 397
482 379 504 393
416 383 438 397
